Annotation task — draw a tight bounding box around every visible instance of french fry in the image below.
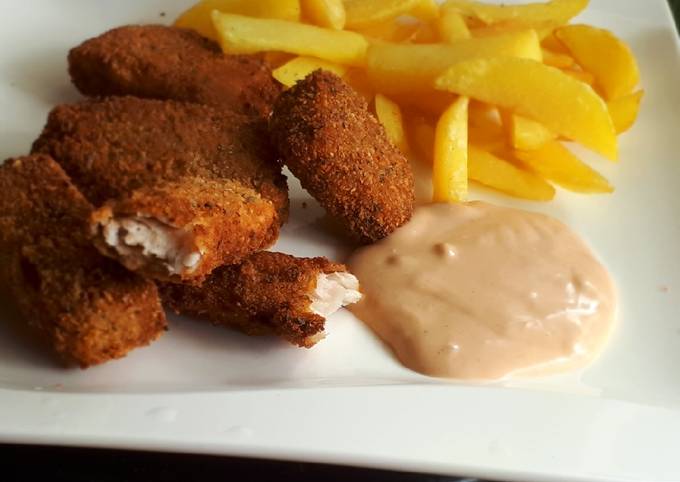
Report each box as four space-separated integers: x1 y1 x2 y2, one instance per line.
436 57 618 160
411 0 440 21
437 8 471 41
514 141 613 193
175 2 219 39
391 91 457 117
507 114 556 150
211 12 369 66
409 0 439 22
344 68 375 101
607 90 644 134
411 22 440 43
561 67 595 86
406 114 436 164
471 21 557 40
375 94 410 154
467 104 506 152
345 0 425 29
443 0 588 27
541 48 574 68
264 52 296 69
468 101 501 128
556 24 640 100
469 124 506 154
367 30 542 94
196 0 636 203
301 0 346 30
273 56 347 87
541 32 569 53
468 145 555 200
175 0 301 40
433 96 469 202
351 18 420 41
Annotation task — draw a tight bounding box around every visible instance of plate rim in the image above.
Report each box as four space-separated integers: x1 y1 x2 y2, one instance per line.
1 2 680 482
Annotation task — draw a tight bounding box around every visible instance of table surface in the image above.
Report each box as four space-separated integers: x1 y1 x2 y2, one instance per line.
2 444 482 482
4 3 679 482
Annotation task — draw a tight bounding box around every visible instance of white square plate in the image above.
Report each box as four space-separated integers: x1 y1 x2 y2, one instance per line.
1 1 679 481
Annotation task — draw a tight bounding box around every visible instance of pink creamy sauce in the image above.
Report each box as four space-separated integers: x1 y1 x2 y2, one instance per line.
349 202 617 380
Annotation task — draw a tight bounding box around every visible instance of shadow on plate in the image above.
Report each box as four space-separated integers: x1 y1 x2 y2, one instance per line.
0 292 60 369
165 311 305 358
5 47 80 106
1 47 82 161
0 129 43 163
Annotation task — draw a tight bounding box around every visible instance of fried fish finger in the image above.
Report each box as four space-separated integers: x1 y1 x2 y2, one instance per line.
32 96 288 281
158 251 361 347
91 177 277 282
270 70 415 243
32 96 287 215
68 25 282 118
0 155 166 367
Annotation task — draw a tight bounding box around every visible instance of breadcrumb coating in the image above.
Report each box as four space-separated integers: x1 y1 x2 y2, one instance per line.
31 96 288 279
159 252 360 347
32 96 287 218
270 70 415 243
91 177 277 283
68 25 282 118
0 155 166 368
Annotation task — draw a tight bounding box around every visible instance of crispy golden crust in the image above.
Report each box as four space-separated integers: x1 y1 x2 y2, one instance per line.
31 97 288 278
68 25 282 118
0 155 166 368
31 96 288 219
270 71 415 243
159 252 347 347
91 177 278 283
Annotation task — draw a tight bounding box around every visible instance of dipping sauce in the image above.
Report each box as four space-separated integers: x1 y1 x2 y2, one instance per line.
348 202 617 380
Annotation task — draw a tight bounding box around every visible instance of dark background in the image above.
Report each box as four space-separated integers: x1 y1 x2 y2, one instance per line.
2 3 679 482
